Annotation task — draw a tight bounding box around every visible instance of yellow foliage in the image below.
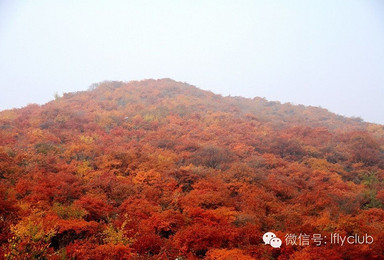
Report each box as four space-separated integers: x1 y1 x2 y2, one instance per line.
11 216 56 243
80 135 94 144
143 113 156 122
103 220 134 245
52 203 87 220
77 160 92 177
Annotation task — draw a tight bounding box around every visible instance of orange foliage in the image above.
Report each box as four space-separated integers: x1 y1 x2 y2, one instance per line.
0 79 383 259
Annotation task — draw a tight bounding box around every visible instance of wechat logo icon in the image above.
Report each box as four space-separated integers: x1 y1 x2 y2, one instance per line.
263 232 282 248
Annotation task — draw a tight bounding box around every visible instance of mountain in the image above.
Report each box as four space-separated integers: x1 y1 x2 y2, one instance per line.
1 79 384 259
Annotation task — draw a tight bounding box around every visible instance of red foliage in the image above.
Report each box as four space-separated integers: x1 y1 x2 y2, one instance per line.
0 79 383 258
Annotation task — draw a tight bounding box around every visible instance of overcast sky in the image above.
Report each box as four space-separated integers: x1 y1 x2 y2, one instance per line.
0 0 383 124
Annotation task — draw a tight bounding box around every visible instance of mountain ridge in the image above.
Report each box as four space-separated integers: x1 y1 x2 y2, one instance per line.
5 78 374 129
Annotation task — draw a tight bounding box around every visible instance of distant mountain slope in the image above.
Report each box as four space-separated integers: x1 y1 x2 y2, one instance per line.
51 78 369 129
0 79 383 259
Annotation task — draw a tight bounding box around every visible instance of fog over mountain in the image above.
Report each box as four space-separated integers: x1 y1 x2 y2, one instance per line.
1 0 383 124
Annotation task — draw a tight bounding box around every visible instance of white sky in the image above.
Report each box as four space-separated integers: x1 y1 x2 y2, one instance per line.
0 0 383 124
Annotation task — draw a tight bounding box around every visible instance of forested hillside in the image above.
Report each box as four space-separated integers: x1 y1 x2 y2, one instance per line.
1 79 384 259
